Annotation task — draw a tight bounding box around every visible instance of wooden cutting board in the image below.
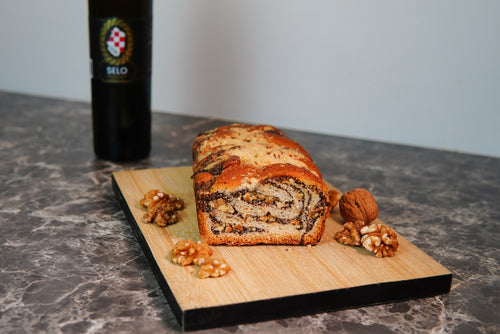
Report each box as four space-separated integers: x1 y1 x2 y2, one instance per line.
112 166 452 331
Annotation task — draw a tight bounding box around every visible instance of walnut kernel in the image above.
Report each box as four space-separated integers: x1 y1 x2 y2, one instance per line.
140 189 185 226
171 240 231 278
171 240 213 266
197 258 231 279
334 221 366 246
360 224 399 258
328 189 341 212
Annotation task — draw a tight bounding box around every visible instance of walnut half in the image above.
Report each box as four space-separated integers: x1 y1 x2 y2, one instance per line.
140 189 185 226
197 258 231 279
171 240 213 266
171 240 231 279
334 221 366 246
360 224 399 258
328 189 341 212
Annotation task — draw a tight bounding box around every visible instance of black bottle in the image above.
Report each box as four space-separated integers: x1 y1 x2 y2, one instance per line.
88 0 152 161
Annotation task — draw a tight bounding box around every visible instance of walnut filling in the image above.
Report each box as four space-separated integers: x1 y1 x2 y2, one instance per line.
203 177 327 238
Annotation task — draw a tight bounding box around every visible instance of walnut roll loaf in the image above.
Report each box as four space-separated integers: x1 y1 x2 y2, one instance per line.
192 124 331 246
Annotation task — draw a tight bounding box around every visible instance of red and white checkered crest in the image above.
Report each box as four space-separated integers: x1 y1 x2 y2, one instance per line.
106 26 126 58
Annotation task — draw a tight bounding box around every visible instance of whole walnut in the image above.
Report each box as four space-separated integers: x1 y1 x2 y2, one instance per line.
339 188 379 224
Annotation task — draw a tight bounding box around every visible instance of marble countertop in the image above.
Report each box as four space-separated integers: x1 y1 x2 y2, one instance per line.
1 91 498 334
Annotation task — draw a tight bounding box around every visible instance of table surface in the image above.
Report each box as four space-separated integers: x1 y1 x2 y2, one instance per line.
1 91 498 334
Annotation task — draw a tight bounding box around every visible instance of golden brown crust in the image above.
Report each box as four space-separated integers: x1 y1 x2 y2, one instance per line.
192 123 330 246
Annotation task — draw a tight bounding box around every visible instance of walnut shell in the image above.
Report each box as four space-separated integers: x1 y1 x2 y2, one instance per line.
339 188 379 224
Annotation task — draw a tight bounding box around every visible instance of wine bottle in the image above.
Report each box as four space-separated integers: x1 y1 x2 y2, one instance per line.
88 0 152 161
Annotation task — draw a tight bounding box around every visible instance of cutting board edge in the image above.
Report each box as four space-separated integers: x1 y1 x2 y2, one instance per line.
112 174 185 326
180 273 452 331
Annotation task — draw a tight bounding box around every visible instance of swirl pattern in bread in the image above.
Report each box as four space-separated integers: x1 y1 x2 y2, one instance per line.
192 124 330 245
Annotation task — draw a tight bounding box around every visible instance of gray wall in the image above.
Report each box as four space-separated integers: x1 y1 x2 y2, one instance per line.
1 1 498 157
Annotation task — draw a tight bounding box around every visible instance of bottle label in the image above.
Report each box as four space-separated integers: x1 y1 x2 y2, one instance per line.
89 16 151 83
